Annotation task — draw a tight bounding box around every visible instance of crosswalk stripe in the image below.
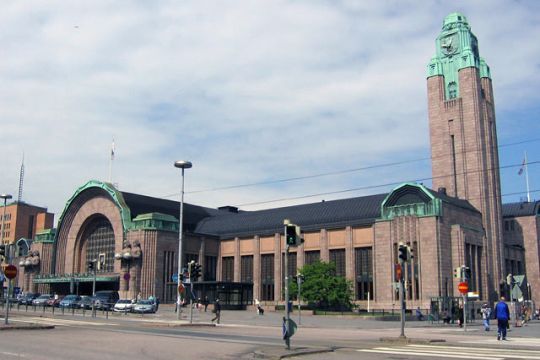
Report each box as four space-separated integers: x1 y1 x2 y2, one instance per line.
461 338 540 347
359 344 540 360
359 348 502 360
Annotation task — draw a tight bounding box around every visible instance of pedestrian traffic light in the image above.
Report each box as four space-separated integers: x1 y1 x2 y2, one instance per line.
286 224 297 246
0 244 5 262
88 260 95 271
453 267 461 278
191 263 202 280
407 247 414 261
398 243 408 262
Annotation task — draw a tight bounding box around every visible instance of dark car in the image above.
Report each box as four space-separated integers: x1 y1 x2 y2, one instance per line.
18 293 41 305
59 294 81 308
32 294 54 306
77 295 97 310
94 291 119 310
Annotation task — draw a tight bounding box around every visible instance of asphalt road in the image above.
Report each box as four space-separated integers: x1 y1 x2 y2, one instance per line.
2 308 539 359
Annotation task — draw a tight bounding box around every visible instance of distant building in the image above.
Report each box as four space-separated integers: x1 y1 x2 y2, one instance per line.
0 201 54 245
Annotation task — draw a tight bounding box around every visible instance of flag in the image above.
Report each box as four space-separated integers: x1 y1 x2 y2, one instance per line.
111 140 115 160
518 158 525 175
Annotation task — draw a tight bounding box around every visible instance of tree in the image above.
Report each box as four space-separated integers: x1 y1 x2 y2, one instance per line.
289 260 354 310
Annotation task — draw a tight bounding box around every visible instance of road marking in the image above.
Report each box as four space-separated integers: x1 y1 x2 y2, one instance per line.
14 318 118 327
359 344 540 360
0 352 27 358
359 348 501 360
461 338 540 347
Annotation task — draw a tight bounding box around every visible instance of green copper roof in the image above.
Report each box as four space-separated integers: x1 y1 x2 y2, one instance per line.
132 212 179 232
56 180 132 238
427 12 491 99
34 229 56 243
380 183 442 220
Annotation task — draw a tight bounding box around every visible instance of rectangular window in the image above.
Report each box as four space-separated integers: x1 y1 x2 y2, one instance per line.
261 254 274 301
355 247 373 300
241 255 254 283
162 250 176 303
304 250 320 265
205 256 217 281
221 256 234 282
329 249 345 277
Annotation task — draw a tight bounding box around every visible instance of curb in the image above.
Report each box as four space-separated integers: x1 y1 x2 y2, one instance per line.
252 347 334 359
0 324 55 331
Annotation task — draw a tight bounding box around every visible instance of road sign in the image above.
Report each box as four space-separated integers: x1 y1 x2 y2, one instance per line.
4 264 17 279
123 272 131 281
172 274 179 282
458 282 468 294
178 284 185 294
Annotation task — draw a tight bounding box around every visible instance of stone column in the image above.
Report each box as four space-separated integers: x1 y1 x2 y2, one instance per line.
234 237 241 282
199 238 206 281
345 226 354 282
253 236 261 301
274 233 282 302
320 229 329 262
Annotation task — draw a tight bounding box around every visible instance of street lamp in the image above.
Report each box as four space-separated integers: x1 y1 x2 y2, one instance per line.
174 160 192 320
1 193 12 325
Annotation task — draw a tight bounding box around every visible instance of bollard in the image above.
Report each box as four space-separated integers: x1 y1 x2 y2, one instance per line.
62 306 65 315
52 306 55 316
42 304 46 314
72 306 75 316
26 303 28 312
83 308 86 317
106 308 109 320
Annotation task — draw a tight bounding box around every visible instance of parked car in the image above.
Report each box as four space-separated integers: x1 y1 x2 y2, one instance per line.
18 293 40 305
113 299 134 313
133 300 157 314
47 295 65 307
32 294 54 306
59 294 81 308
94 290 119 310
77 295 97 310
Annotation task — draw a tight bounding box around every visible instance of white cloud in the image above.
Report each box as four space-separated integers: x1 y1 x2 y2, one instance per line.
0 0 539 218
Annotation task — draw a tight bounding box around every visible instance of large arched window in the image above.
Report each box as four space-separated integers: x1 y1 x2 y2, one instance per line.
83 217 115 273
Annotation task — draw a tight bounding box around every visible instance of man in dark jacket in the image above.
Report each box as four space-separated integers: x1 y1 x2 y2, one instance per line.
211 299 221 324
494 296 510 340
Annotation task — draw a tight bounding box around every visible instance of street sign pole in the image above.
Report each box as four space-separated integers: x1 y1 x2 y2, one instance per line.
283 221 290 350
399 260 405 338
297 275 302 326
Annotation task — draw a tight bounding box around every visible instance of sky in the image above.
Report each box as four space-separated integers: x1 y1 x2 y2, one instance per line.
1 0 539 220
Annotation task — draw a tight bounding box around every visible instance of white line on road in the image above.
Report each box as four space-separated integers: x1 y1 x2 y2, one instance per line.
410 344 540 354
359 348 502 360
13 318 118 326
0 352 27 358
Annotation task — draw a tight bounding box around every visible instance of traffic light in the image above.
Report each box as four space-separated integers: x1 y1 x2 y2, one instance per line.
407 247 414 261
88 260 95 271
191 263 202 280
0 244 5 262
463 267 471 280
506 273 513 286
398 243 408 262
453 267 461 278
286 225 297 246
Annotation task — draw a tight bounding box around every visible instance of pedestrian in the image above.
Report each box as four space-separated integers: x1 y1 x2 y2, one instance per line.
457 305 464 328
416 307 424 321
494 296 510 341
211 299 221 324
481 303 491 331
174 297 182 313
203 296 209 312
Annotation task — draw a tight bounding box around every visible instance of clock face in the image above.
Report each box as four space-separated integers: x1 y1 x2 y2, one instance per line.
440 33 459 55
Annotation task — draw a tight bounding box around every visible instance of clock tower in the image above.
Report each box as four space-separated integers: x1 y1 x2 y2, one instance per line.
427 13 503 300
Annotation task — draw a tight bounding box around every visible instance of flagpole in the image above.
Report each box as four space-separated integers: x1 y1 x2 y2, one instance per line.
524 151 530 202
109 139 115 184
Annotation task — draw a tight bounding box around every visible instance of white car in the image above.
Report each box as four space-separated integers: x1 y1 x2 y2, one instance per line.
133 300 156 313
113 299 134 313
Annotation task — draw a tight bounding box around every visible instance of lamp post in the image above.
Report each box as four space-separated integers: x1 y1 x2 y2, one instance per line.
174 160 192 320
1 193 13 325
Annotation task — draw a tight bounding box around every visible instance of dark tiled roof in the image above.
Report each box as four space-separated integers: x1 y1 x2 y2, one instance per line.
502 201 540 218
426 189 480 213
120 191 221 232
194 193 388 239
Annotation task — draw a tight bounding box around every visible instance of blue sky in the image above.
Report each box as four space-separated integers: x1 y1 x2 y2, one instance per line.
0 1 539 218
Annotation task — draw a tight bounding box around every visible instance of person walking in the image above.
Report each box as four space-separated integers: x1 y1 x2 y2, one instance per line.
211 299 221 324
481 303 491 331
495 296 510 340
203 296 209 312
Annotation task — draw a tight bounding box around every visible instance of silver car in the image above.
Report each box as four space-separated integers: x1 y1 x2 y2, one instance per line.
113 299 134 313
133 300 156 313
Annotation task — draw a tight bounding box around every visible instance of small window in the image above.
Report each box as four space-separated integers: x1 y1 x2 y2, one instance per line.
448 82 457 99
458 16 462 20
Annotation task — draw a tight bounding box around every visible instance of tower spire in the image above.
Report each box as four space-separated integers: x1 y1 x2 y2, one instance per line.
18 153 25 203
